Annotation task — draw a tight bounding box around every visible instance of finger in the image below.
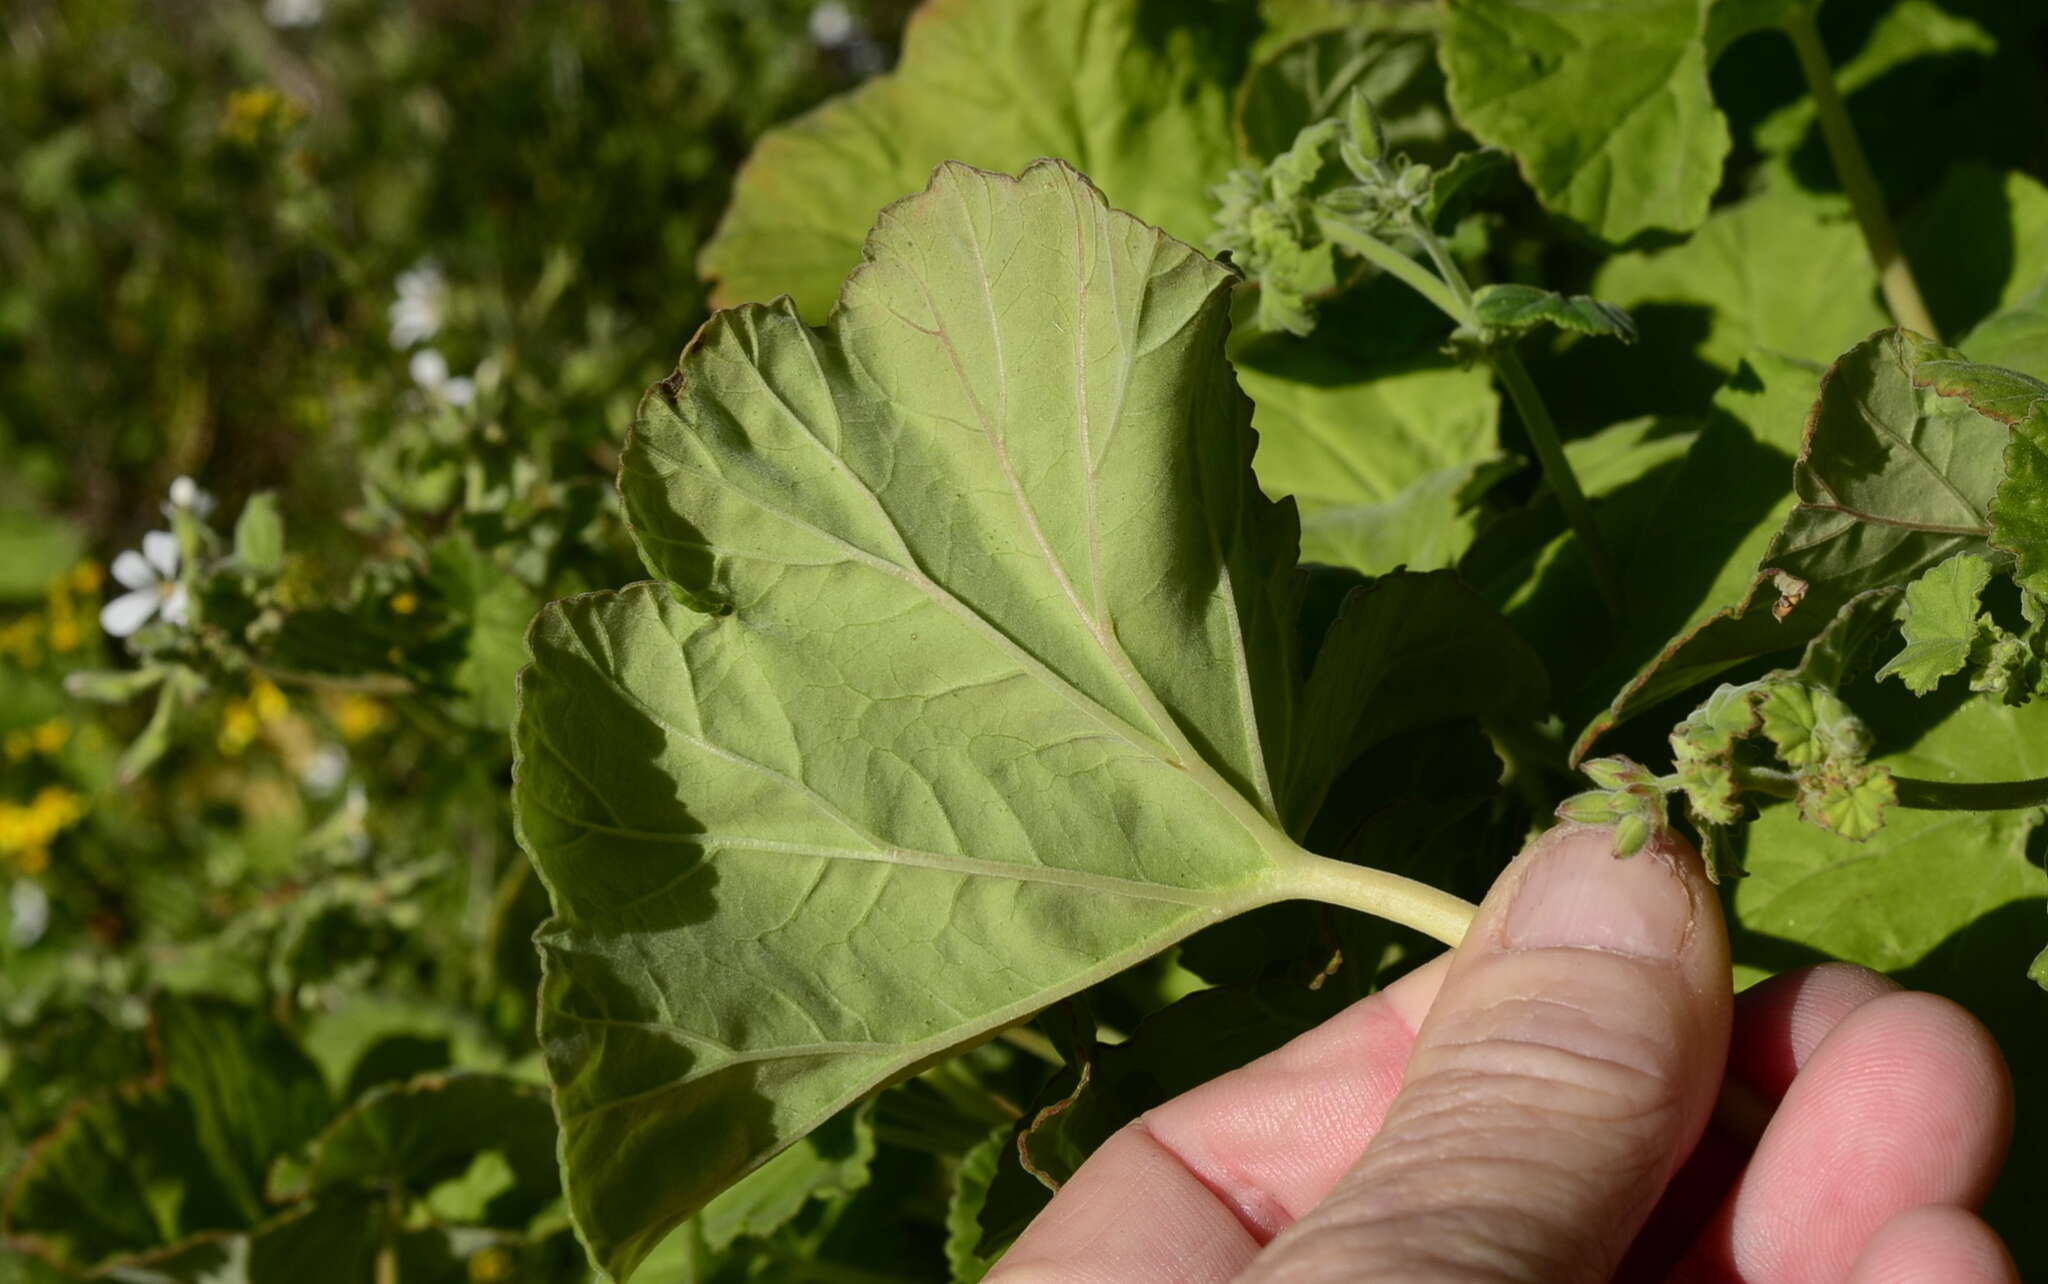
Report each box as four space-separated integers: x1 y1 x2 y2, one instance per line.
1243 823 1731 1284
1620 963 1900 1279
986 956 1446 1282
1845 1206 2019 1284
1676 991 2012 1283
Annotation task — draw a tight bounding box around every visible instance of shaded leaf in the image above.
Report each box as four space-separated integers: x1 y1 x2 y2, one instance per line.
1440 0 1730 241
1579 332 2011 756
697 1104 874 1253
1592 183 1886 379
943 1131 1004 1284
276 1072 556 1220
1234 14 1457 166
231 493 285 575
699 0 1256 319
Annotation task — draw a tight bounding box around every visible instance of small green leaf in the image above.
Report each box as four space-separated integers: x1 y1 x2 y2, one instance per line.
1877 552 1997 693
275 1072 556 1217
1997 403 2048 597
1440 0 1730 242
1470 283 1638 344
1757 683 1869 770
232 492 286 574
1797 760 1895 841
945 1130 1005 1284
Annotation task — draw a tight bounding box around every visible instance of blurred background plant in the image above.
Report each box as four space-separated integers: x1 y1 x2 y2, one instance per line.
0 2 911 1278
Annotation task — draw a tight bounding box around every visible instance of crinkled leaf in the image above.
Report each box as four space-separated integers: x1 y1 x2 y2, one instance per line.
1234 15 1457 166
428 535 540 732
698 0 1255 320
1580 332 2011 756
1795 759 1894 841
1470 283 1637 343
516 161 1435 1279
1440 0 1730 242
1876 553 1995 693
1997 407 2048 597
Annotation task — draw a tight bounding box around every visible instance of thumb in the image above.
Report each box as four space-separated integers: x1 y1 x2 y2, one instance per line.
1246 823 1731 1284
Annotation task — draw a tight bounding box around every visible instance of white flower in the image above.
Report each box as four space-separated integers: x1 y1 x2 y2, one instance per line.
10 880 48 948
301 744 348 795
161 474 217 520
409 347 476 407
101 531 189 638
388 263 446 349
264 0 323 29
810 1 856 46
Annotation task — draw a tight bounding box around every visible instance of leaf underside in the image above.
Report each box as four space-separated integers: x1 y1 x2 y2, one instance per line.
514 160 1419 1279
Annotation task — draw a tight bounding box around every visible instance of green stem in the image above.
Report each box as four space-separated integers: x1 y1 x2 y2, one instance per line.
1316 217 1468 322
1321 212 1625 620
1780 8 1940 340
1492 344 1627 620
1732 765 1799 800
1282 849 1477 948
1893 774 2048 811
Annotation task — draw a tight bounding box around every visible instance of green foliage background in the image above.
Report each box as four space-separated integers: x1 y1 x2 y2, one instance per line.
5 0 2048 1280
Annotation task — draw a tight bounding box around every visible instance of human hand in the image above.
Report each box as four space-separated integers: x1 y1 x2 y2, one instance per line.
987 824 2015 1283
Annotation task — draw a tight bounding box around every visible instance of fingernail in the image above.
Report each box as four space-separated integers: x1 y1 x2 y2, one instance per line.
1505 826 1691 960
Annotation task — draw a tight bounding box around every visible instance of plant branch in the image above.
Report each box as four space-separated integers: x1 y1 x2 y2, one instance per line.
1780 8 1940 339
1893 774 2048 811
1283 850 1477 947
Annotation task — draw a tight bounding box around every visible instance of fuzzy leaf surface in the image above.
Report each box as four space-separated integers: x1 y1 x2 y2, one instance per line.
698 0 1253 319
515 161 1421 1278
1470 283 1636 343
1440 0 1730 241
1876 553 1995 693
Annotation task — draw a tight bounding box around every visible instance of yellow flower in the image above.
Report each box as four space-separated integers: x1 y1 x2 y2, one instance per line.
31 720 69 756
0 616 43 667
46 615 81 653
3 732 29 763
220 86 298 145
251 678 290 723
328 694 389 742
218 700 261 756
467 1247 515 1284
390 591 419 616
0 786 86 871
70 561 104 594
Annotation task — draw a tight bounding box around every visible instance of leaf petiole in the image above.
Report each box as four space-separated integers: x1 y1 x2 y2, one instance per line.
1280 848 1478 947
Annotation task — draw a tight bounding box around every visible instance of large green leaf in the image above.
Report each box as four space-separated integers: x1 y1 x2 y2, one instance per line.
698 0 1256 320
1439 0 1731 242
1593 184 1887 379
515 160 1489 1278
1581 331 2015 754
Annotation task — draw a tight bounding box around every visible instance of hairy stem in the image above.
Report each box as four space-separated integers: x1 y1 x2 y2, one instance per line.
1321 212 1626 620
1781 8 1940 340
1893 774 2048 811
1283 849 1478 947
1317 217 1468 321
